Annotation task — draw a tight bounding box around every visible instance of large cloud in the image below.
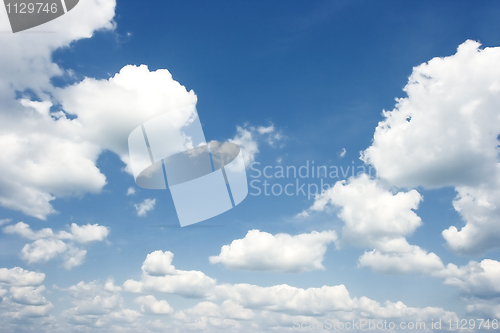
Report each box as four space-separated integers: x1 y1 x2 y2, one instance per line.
360 40 500 255
209 229 337 273
0 0 117 219
301 175 444 274
0 267 52 319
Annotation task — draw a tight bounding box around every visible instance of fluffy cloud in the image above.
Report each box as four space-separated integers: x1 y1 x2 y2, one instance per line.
301 175 443 274
442 184 500 255
123 251 216 297
361 40 500 189
435 259 500 298
360 40 500 255
0 267 45 286
0 267 52 319
134 295 173 315
62 280 141 329
0 0 117 220
4 222 109 269
209 229 337 273
134 198 156 217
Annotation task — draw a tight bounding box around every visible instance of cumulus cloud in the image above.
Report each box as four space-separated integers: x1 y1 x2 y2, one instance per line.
0 267 45 286
127 187 136 195
134 295 173 315
62 280 141 328
301 175 443 274
209 229 337 273
435 259 500 298
0 267 52 319
0 0 117 220
134 198 156 217
4 222 108 269
360 40 500 255
123 250 216 297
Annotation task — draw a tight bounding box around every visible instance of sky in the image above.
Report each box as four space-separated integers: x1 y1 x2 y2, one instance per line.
1 0 500 332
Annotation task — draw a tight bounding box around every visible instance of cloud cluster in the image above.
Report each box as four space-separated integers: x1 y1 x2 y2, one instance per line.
123 251 217 297
62 279 142 329
4 222 109 269
360 40 500 255
0 267 52 319
301 175 444 274
0 0 117 220
209 229 337 273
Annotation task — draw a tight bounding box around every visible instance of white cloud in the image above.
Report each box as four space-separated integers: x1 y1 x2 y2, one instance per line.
123 250 216 298
70 223 109 244
62 280 141 328
229 124 284 167
209 229 337 273
4 222 108 269
0 0 117 220
301 175 443 274
135 198 156 217
435 259 500 298
21 239 68 264
127 187 136 195
141 251 176 276
359 245 444 275
0 267 52 319
360 40 500 255
0 267 44 286
361 40 500 189
442 184 500 255
339 148 346 158
134 295 173 314
0 218 11 226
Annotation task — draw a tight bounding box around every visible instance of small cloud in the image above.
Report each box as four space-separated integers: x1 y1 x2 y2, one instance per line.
257 125 274 134
126 187 136 196
0 219 11 226
135 199 156 217
339 148 346 158
3 222 108 270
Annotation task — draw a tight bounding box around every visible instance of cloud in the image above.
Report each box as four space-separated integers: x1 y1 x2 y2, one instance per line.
0 0 117 220
209 230 337 273
359 245 445 275
134 295 173 314
123 250 217 297
62 280 141 328
435 259 500 298
301 175 443 274
229 124 285 167
127 187 136 195
0 267 52 319
4 222 108 269
441 185 500 255
134 198 156 217
360 40 500 255
0 267 44 286
339 148 346 158
0 218 11 226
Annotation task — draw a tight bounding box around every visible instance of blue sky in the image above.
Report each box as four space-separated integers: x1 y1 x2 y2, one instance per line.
1 0 500 332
